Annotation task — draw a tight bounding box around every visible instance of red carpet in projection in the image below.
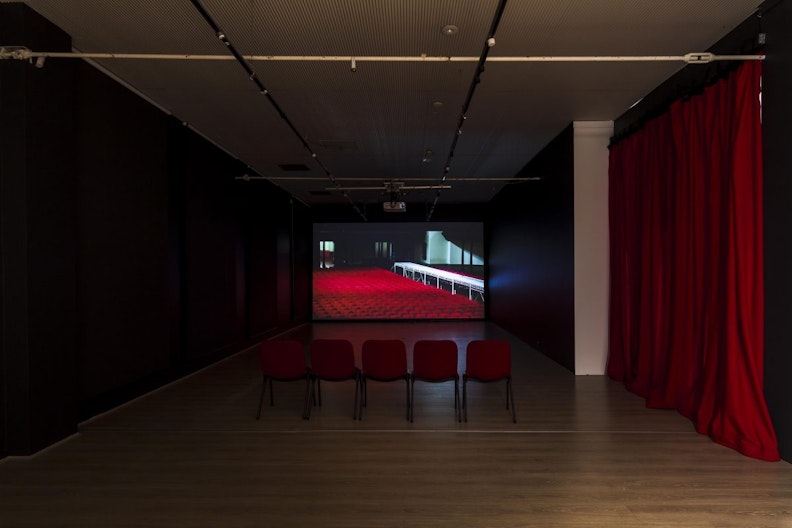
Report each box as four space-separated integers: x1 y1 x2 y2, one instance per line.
313 268 484 320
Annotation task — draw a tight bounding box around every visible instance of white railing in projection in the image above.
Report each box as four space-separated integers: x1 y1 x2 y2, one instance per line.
392 262 484 302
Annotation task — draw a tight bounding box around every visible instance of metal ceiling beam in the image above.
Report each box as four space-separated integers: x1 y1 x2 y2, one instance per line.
0 48 765 64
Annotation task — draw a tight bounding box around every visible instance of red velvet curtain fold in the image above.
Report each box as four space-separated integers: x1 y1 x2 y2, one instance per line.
608 60 779 461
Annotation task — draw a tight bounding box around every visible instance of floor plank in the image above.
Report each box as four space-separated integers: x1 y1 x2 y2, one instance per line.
1 322 790 527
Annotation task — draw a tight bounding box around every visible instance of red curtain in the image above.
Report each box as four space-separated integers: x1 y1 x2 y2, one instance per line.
608 60 779 461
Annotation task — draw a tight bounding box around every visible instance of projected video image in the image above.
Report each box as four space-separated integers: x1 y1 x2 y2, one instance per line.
313 222 485 320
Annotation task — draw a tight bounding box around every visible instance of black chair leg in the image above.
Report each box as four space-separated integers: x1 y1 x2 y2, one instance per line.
353 377 360 420
462 377 468 422
256 376 267 420
302 377 311 420
358 378 366 420
404 378 410 421
304 379 314 420
456 383 461 423
409 379 415 422
308 377 323 419
508 378 516 423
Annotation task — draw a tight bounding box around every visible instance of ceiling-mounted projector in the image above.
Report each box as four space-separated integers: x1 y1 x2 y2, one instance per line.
383 201 406 212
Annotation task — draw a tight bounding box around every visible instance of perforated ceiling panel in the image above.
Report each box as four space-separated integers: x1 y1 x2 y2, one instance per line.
9 0 762 205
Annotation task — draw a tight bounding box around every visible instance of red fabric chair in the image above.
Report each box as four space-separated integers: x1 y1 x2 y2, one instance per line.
307 339 362 420
257 339 310 419
463 340 516 423
360 339 410 421
410 340 460 423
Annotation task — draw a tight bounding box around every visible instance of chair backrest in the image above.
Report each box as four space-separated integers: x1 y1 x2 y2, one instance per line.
362 339 407 380
465 340 511 381
412 340 458 381
310 339 357 379
259 339 307 378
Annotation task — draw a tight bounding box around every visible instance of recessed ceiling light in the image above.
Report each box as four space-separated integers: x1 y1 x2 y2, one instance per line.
431 101 444 111
441 25 459 36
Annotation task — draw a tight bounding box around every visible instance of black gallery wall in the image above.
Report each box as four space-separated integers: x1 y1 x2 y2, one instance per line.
486 126 576 373
0 4 78 458
762 0 792 462
0 3 311 456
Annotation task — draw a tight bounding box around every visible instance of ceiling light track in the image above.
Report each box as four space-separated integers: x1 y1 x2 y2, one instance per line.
186 0 366 220
427 0 509 221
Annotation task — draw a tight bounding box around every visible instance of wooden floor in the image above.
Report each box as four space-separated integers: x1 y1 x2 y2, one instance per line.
1 321 790 527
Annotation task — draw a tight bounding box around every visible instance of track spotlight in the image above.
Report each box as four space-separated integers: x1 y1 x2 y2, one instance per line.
351 57 356 72
34 56 45 68
422 149 433 163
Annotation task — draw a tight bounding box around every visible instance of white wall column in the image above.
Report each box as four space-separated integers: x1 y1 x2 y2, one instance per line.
573 121 612 375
